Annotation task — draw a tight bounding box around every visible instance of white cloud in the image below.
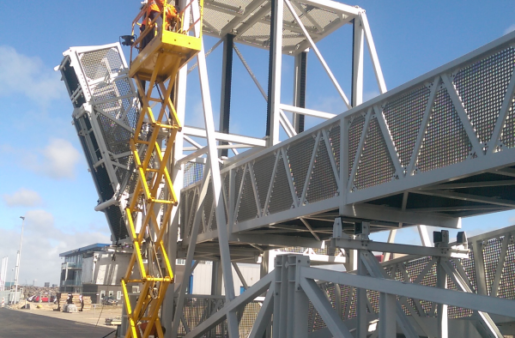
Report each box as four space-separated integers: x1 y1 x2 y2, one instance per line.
505 24 515 35
3 188 43 207
41 139 81 179
22 138 81 179
0 46 64 105
0 210 110 286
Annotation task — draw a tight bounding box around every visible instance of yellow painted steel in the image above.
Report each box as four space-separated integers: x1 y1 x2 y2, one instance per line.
122 1 203 337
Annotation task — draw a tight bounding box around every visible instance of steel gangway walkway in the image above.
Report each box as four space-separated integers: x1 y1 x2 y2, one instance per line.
180 30 515 249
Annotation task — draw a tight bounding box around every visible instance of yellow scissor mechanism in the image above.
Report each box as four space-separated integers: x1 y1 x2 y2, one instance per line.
122 1 202 337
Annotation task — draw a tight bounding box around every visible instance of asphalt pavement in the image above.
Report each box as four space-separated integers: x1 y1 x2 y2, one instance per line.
0 308 116 338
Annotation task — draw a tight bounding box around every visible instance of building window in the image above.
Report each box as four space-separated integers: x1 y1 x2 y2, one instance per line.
100 290 106 300
108 291 114 297
132 286 140 293
117 291 122 300
176 259 186 265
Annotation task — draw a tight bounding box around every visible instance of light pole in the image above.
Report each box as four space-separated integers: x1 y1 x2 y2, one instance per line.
13 216 25 303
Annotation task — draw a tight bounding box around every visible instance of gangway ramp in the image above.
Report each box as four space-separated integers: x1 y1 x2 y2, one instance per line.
58 44 140 243
181 31 515 248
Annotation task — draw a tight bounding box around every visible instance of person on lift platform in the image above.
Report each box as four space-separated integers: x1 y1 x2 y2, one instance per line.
140 0 180 50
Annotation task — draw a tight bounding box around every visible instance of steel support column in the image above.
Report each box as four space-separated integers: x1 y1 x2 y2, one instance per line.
293 51 307 133
211 261 223 296
352 17 364 107
273 255 309 338
356 251 368 338
219 34 235 157
266 0 284 146
196 19 239 334
379 293 396 338
418 225 432 247
437 258 448 338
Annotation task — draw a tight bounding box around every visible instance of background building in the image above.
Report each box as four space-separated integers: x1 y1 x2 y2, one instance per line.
59 243 131 303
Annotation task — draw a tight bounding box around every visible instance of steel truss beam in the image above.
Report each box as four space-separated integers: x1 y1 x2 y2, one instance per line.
181 250 514 338
182 126 266 147
301 265 515 321
330 237 469 258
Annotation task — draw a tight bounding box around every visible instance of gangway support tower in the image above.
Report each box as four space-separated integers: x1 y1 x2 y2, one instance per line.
121 2 202 338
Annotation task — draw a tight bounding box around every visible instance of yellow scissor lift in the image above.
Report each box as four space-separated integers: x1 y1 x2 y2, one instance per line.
122 1 202 337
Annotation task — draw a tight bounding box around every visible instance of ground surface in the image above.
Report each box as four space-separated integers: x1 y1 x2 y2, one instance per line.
0 306 121 338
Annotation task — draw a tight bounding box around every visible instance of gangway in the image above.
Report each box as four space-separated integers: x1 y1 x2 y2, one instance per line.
58 43 138 243
180 30 515 248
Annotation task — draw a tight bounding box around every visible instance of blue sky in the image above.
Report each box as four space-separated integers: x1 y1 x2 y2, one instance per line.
1 0 515 285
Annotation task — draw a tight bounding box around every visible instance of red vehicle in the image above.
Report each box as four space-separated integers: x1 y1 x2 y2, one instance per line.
32 296 50 302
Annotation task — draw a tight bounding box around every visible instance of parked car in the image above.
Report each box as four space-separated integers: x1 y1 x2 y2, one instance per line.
102 296 118 305
32 296 50 302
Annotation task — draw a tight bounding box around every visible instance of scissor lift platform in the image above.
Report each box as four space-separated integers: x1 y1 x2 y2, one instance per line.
130 30 201 83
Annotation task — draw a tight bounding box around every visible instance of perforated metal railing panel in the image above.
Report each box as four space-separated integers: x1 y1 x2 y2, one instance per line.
268 155 294 214
237 168 259 222
501 103 515 148
287 135 316 199
253 154 276 209
483 237 503 296
176 296 261 337
454 47 515 145
383 85 430 168
416 86 473 173
498 241 515 299
347 114 366 179
354 116 395 189
305 134 338 203
80 48 124 81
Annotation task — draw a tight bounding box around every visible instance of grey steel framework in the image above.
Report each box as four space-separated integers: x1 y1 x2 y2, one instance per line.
58 0 515 337
176 226 515 337
174 0 515 335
